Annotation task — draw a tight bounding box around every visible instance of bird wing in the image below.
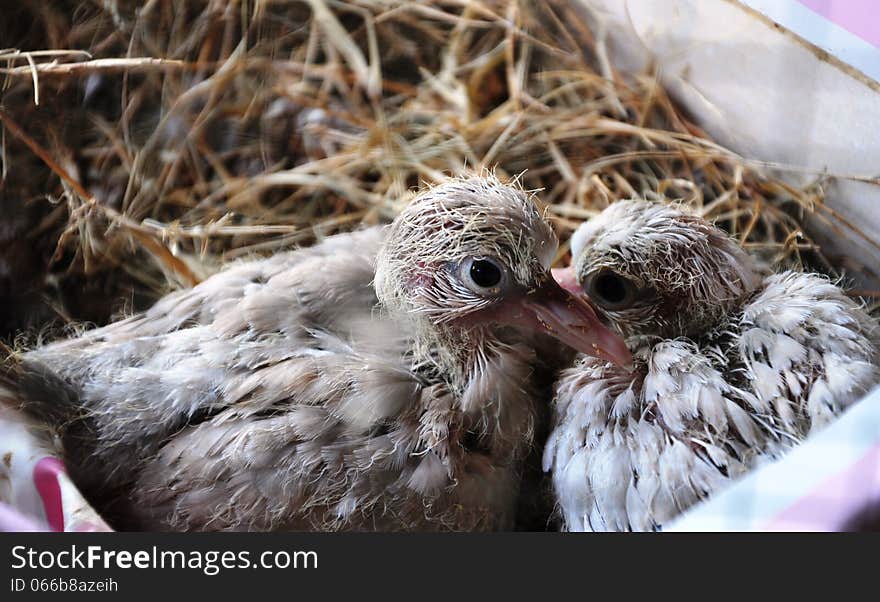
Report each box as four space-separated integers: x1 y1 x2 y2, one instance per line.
33 226 388 350
127 345 426 531
126 337 539 531
737 271 880 436
21 227 419 506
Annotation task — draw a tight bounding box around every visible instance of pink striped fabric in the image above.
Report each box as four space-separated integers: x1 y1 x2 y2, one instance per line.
798 0 880 49
765 444 880 531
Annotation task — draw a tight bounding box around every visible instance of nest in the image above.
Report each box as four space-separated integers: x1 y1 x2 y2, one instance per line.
1 0 877 340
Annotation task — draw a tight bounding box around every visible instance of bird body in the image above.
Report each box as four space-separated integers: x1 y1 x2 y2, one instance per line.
14 177 629 531
545 200 880 532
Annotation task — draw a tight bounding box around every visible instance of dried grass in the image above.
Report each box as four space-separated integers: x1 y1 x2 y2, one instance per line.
1 0 878 336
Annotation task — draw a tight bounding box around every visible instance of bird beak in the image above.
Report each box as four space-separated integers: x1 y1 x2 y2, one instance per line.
497 273 633 369
551 266 581 296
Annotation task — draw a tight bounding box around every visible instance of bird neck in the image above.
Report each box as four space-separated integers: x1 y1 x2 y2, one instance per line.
411 321 500 394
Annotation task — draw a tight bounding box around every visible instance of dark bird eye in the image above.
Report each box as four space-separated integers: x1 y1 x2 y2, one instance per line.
585 269 638 310
461 257 507 294
470 259 502 288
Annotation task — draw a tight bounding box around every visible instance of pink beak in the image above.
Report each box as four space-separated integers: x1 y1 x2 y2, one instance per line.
495 272 632 369
551 266 581 296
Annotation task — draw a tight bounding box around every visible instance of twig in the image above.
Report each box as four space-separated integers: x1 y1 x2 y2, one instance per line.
0 107 200 288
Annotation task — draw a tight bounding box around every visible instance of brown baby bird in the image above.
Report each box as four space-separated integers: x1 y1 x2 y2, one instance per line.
11 176 629 531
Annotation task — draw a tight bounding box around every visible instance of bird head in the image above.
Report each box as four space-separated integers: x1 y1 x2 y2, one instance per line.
564 200 761 341
374 176 631 368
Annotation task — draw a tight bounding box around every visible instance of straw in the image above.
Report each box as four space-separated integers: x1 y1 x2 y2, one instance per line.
1 0 877 332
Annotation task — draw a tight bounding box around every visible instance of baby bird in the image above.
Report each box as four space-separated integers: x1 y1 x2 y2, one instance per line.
12 176 629 532
544 200 880 532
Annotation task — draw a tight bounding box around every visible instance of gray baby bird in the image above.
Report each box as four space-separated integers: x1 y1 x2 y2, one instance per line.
545 200 880 531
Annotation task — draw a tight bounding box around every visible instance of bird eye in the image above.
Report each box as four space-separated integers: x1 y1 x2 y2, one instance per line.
584 269 639 310
461 257 507 294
